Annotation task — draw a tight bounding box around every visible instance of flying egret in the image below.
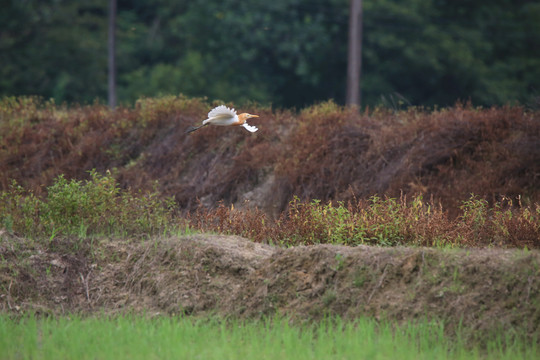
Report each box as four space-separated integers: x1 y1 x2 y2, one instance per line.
186 105 259 133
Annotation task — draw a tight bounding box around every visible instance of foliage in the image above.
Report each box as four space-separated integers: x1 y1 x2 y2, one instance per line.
0 170 178 240
1 97 539 222
2 165 538 248
0 0 108 103
1 97 539 248
189 194 540 249
272 102 540 220
1 0 539 107
362 0 540 106
0 95 207 195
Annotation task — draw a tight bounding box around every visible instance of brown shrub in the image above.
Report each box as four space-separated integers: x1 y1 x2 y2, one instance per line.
273 102 540 217
1 97 539 221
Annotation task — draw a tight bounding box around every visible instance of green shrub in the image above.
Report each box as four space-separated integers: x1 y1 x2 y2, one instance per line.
0 170 178 240
0 180 41 237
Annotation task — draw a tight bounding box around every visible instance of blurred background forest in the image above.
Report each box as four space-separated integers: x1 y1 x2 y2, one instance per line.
1 0 539 108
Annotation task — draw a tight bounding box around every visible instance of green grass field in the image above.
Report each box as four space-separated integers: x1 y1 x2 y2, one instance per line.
0 315 535 360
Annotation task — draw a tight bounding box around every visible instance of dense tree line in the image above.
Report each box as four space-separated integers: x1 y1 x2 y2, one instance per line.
1 0 539 108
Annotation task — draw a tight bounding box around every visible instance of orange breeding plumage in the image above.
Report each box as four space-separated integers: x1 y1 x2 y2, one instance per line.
186 105 259 134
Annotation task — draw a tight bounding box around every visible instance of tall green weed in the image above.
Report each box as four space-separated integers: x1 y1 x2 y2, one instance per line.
0 170 178 241
189 194 539 248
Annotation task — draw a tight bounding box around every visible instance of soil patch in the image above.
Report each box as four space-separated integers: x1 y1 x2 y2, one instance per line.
1 234 539 342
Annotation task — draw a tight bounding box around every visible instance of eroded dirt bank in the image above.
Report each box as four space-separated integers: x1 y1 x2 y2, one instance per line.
1 234 539 341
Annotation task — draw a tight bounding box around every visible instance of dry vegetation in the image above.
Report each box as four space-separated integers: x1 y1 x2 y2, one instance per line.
1 95 538 248
190 195 539 249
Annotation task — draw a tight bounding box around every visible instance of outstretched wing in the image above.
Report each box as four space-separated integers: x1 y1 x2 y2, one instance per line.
208 105 237 119
242 123 258 133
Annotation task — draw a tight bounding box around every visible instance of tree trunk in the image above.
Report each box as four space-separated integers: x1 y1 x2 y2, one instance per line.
346 0 363 108
108 0 117 108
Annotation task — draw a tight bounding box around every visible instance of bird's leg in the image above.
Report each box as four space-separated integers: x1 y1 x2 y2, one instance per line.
185 123 208 134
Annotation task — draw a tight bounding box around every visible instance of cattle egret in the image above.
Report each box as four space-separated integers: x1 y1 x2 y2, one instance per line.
186 105 259 133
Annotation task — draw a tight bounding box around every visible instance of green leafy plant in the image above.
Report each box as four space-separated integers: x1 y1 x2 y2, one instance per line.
0 170 179 242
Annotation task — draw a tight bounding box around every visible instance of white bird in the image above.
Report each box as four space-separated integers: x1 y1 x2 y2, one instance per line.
186 105 259 134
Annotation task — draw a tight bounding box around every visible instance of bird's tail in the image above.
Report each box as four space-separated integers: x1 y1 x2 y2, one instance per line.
185 124 207 134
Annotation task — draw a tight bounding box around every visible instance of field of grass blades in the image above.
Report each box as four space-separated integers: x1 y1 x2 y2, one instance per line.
0 315 536 360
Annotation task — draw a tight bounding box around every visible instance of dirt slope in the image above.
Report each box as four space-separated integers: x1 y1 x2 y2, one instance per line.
1 234 539 342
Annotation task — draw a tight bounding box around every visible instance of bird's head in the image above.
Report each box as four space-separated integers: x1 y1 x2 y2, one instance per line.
238 113 259 124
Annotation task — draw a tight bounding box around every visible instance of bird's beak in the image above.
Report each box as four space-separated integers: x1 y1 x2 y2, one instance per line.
250 114 259 118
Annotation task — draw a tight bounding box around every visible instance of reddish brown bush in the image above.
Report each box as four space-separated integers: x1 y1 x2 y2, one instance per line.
1 97 539 221
273 102 540 218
